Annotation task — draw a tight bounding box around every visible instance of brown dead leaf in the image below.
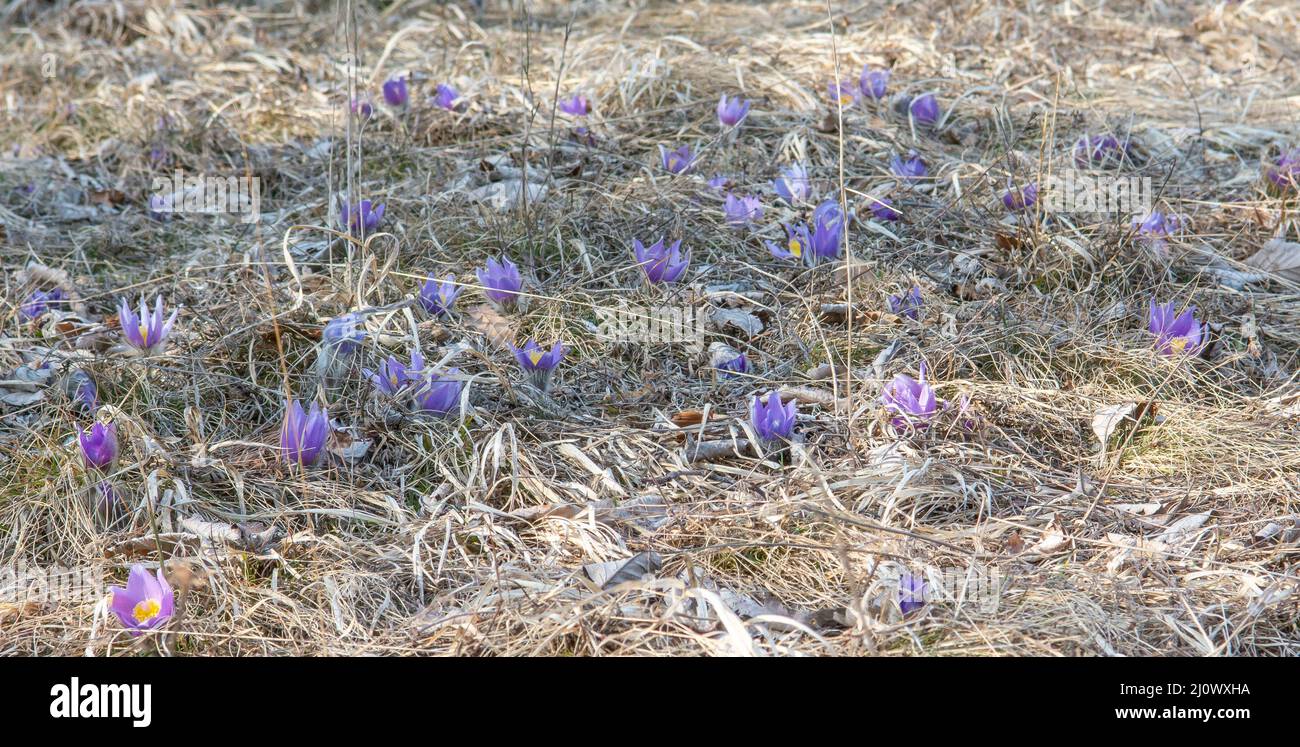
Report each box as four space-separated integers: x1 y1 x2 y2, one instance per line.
1243 238 1300 283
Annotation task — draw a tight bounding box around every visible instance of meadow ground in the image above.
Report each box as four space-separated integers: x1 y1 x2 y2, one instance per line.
1 0 1299 656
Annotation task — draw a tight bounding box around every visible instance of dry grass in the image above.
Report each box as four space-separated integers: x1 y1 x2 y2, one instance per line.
1 0 1298 656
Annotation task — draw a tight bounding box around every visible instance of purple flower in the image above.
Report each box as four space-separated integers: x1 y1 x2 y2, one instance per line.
20 288 65 320
69 370 98 412
659 144 695 175
750 390 796 442
890 151 927 180
418 274 461 317
898 572 927 615
1132 211 1180 242
1148 298 1204 357
382 76 409 107
323 313 366 354
280 398 329 466
859 68 890 100
888 286 923 319
717 94 751 127
767 222 813 263
339 198 385 236
476 256 523 308
95 480 126 526
365 351 423 396
715 353 748 378
908 93 940 126
559 93 590 117
808 199 846 261
708 174 733 191
413 368 464 414
1074 134 1124 167
433 83 462 112
78 421 118 470
108 564 174 636
511 339 566 391
723 194 763 228
828 80 860 107
351 97 374 120
881 363 939 429
119 296 178 354
1264 148 1300 191
147 193 174 222
1002 182 1039 212
773 163 812 205
869 196 901 222
633 237 690 284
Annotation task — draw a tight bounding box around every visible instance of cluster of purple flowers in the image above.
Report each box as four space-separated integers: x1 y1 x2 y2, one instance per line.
767 199 845 265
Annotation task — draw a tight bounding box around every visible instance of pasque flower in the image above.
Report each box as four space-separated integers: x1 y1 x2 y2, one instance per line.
1148 298 1204 357
773 163 812 205
890 151 927 180
418 274 461 317
559 93 590 116
659 144 695 175
1264 148 1300 191
20 288 64 320
717 94 751 127
511 339 566 391
869 196 901 221
365 351 423 396
767 222 812 263
323 313 366 354
750 390 797 442
78 421 118 470
1132 211 1180 245
634 238 690 284
888 286 923 319
339 198 385 236
898 572 927 615
108 564 174 635
1074 134 1124 167
723 194 763 227
95 480 126 527
909 93 940 126
808 199 846 260
881 363 939 429
1002 182 1039 212
476 256 523 308
715 353 748 377
433 83 462 112
828 80 860 107
351 97 373 120
859 68 890 100
68 370 98 412
280 398 329 466
413 368 464 414
119 296 178 354
708 174 732 191
382 76 409 107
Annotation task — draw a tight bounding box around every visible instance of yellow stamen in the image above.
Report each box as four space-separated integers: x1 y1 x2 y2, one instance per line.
788 239 802 257
839 95 854 105
132 598 161 624
138 325 150 346
528 350 545 366
1169 338 1188 354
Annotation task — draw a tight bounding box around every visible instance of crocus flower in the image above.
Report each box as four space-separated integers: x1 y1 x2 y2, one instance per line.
1002 182 1039 212
365 351 423 396
78 421 118 470
633 238 690 284
511 339 566 391
898 572 927 615
888 286 923 319
1264 148 1300 191
559 93 590 117
413 368 465 414
1132 211 1180 244
890 151 927 180
433 83 462 112
767 222 813 263
418 274 461 317
881 363 939 429
20 288 64 320
859 68 890 100
717 94 751 127
750 390 796 442
476 256 523 309
1147 299 1204 357
868 196 901 221
808 199 846 261
323 313 366 354
108 564 174 636
339 198 385 236
382 76 409 107
909 93 940 126
715 353 748 378
659 144 695 175
119 296 178 354
827 80 860 107
773 163 812 205
723 194 763 227
1074 134 1124 167
280 398 329 466
351 97 373 120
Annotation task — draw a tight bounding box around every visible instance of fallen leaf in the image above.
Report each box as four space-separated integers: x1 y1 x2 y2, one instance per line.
708 307 763 337
583 551 663 589
1242 238 1300 283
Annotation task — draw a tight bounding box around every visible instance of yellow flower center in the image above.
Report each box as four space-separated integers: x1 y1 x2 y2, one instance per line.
839 94 854 105
788 239 803 257
528 350 545 366
138 324 150 345
1169 337 1188 354
132 598 161 624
